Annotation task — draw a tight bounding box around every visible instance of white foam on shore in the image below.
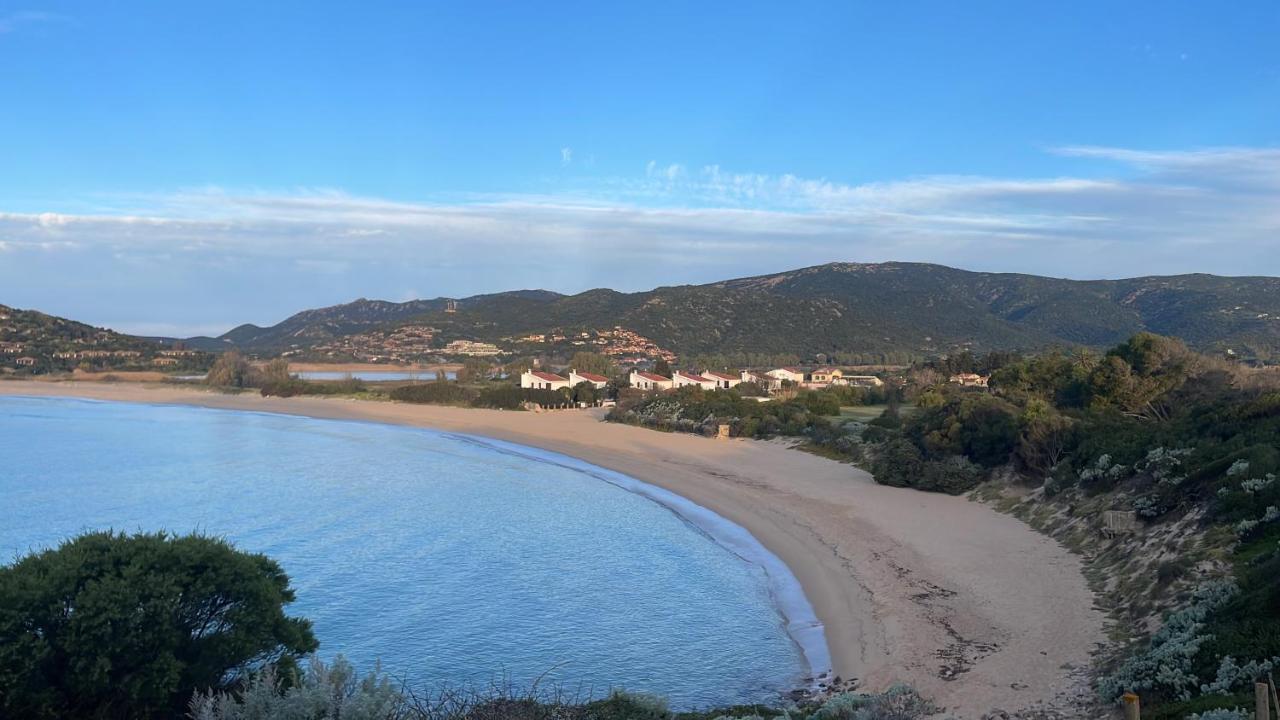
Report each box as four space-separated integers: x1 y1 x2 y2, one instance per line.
454 432 833 684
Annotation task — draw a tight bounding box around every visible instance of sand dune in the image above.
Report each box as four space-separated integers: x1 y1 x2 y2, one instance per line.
0 381 1103 717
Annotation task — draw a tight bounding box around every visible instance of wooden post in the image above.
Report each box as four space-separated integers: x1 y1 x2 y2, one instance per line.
1269 674 1280 718
1258 682 1271 720
1121 692 1140 720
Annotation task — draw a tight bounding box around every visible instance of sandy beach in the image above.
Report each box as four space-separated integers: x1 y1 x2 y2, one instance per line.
0 381 1104 717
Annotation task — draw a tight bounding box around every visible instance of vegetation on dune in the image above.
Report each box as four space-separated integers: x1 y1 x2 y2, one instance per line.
608 384 889 444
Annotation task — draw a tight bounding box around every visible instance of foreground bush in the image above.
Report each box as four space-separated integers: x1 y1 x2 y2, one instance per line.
189 656 403 720
0 531 318 720
190 664 941 720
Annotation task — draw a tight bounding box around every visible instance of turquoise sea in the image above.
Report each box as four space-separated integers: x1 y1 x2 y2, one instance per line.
0 396 824 708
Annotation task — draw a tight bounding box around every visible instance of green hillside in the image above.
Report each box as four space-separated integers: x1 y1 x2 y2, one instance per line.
205 263 1280 363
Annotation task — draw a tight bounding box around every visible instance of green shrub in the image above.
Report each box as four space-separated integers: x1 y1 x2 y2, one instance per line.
391 382 476 405
0 531 317 720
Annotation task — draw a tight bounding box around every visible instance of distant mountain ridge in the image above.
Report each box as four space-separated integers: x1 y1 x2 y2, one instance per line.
196 262 1280 362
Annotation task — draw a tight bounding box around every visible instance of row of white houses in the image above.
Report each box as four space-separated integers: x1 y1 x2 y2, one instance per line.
521 366 885 394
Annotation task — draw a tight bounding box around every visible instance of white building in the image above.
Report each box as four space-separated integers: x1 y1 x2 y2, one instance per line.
741 370 783 392
520 370 571 391
703 371 741 389
445 340 503 356
568 369 609 389
672 370 717 390
629 370 673 391
840 375 885 388
766 367 806 384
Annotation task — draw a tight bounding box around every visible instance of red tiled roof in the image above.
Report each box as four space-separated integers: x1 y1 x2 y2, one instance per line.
634 371 670 382
704 371 739 381
531 371 568 382
572 371 609 382
675 371 713 383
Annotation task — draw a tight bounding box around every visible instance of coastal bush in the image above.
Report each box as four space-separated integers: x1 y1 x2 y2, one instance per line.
805 685 940 720
1096 580 1239 703
471 385 569 409
206 350 260 388
188 655 404 720
391 381 476 405
1186 710 1249 720
0 531 317 720
261 377 367 397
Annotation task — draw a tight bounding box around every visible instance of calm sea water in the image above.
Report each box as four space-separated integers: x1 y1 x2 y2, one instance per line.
0 396 819 708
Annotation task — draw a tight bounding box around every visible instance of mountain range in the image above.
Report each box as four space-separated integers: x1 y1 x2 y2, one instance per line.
175 262 1280 363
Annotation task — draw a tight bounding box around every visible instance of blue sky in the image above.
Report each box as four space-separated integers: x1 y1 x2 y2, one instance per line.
1 2 1278 335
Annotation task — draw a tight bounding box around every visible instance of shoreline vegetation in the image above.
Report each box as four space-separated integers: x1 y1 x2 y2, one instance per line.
0 379 1102 718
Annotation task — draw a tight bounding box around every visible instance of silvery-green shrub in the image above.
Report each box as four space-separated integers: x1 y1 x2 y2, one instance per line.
806 684 939 720
188 655 405 720
1187 709 1249 720
1097 581 1239 702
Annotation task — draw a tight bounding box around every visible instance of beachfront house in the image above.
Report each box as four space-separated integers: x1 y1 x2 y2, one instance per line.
672 370 717 390
704 371 741 389
568 369 609 389
767 367 806 384
629 370 673 391
521 370 572 391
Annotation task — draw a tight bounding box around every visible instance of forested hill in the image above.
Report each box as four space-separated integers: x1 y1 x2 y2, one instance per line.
203 263 1280 362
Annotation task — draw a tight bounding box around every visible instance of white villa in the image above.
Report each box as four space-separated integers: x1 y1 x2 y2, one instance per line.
568 369 609 389
740 370 784 392
672 370 717 390
704 371 741 389
520 370 572 391
841 375 885 388
766 367 806 384
629 370 674 391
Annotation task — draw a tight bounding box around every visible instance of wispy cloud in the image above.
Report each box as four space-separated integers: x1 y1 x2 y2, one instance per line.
560 147 573 166
1 145 1277 334
0 11 68 34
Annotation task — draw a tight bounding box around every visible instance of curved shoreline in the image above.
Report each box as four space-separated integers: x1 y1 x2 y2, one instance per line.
456 432 832 682
0 381 1105 717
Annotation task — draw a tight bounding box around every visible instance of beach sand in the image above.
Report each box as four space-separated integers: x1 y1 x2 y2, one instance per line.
0 381 1104 717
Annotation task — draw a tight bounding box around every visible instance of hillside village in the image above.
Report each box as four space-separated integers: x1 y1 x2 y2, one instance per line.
0 305 212 375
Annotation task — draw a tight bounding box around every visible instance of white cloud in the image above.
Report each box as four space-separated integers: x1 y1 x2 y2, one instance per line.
0 11 68 34
560 147 572 166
